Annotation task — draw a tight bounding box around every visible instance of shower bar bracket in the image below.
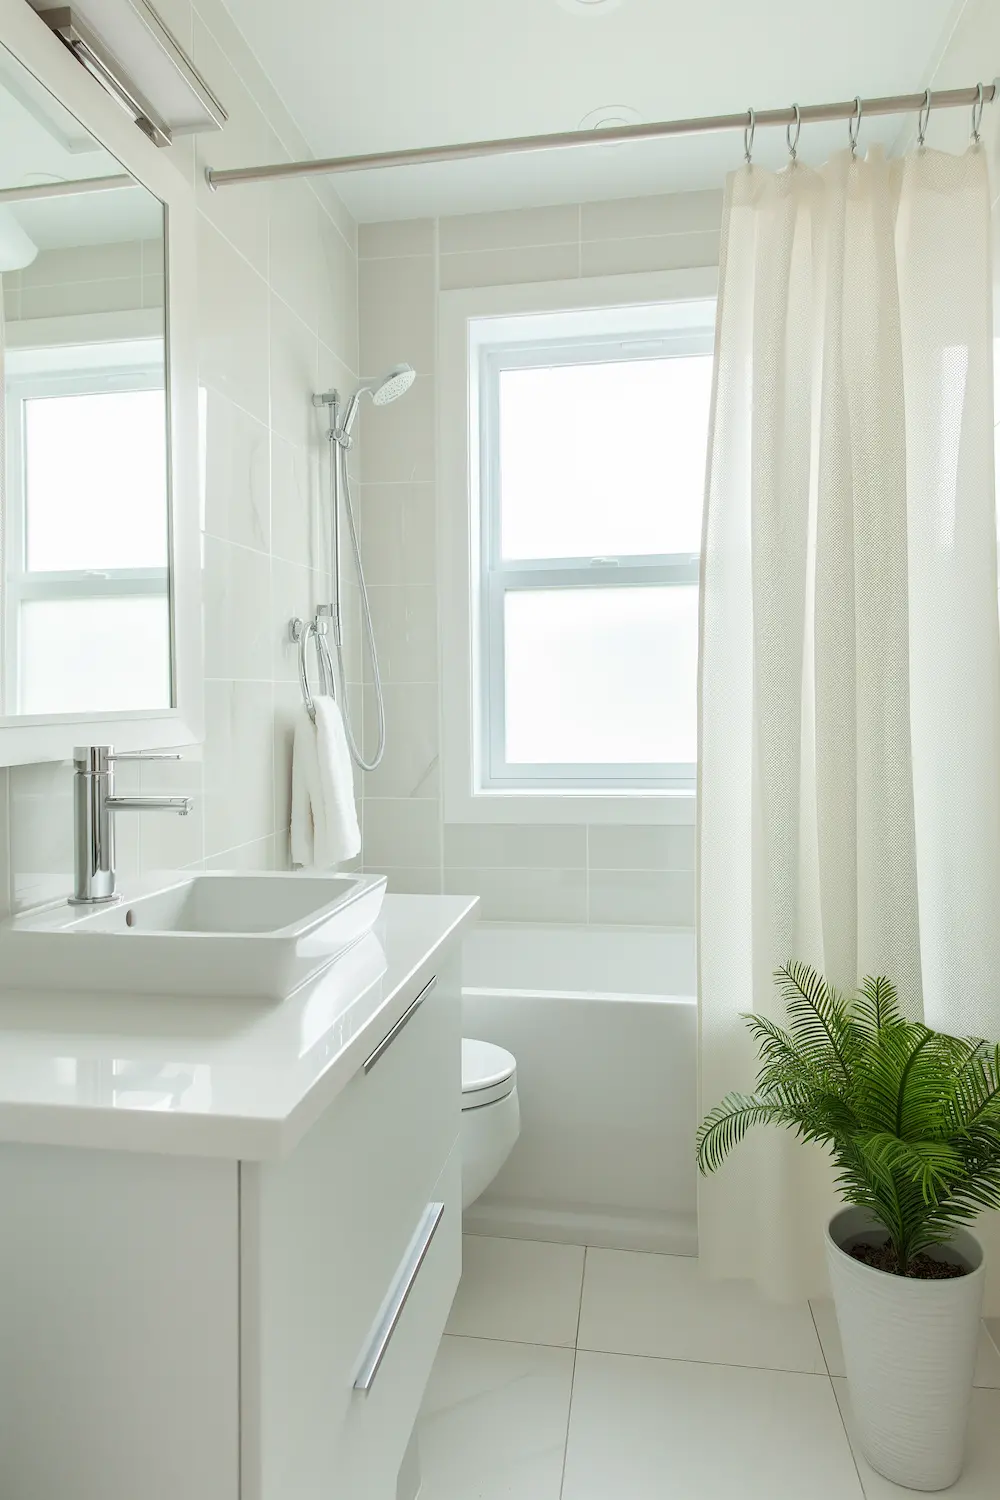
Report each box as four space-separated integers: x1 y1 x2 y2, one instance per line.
205 81 998 190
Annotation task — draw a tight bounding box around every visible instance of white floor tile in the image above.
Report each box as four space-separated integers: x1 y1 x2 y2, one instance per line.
833 1379 1000 1497
812 1299 1000 1388
446 1236 585 1346
578 1248 827 1373
417 1335 575 1500
561 1350 863 1500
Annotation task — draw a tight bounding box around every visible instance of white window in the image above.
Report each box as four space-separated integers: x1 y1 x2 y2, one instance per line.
479 308 713 792
440 268 717 824
3 340 170 716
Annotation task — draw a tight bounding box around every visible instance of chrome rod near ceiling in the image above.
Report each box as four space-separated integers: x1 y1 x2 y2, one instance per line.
0 174 133 203
206 81 997 190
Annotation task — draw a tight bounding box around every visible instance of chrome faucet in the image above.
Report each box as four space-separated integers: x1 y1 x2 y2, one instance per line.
70 745 194 906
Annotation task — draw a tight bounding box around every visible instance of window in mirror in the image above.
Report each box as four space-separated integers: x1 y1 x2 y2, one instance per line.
0 42 171 721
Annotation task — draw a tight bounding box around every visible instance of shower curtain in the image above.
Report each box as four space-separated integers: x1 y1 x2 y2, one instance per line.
698 142 1000 1303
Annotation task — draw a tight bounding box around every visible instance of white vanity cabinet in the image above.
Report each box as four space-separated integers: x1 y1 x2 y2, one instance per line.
241 968 462 1500
0 897 474 1500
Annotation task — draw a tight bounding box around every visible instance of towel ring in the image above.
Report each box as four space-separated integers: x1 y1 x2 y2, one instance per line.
289 615 334 722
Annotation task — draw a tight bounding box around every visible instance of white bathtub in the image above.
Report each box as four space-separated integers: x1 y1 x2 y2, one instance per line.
460 924 698 1255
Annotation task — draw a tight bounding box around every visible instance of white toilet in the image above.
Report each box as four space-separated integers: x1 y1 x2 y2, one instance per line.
460 1038 520 1208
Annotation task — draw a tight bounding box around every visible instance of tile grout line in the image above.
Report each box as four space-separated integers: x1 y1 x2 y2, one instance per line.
558 1244 588 1500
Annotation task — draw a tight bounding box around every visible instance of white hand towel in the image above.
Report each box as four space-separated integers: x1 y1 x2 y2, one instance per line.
290 695 361 868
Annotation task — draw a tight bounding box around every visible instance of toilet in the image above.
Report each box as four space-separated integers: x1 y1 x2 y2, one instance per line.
460 1038 520 1208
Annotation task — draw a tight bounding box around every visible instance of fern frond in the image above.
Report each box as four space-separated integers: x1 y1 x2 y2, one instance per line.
774 962 857 1082
853 975 902 1038
695 1094 783 1175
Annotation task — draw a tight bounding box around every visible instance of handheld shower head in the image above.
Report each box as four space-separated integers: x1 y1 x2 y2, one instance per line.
339 362 416 440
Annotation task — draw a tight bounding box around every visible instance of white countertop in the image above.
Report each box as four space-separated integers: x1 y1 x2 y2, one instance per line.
0 893 478 1160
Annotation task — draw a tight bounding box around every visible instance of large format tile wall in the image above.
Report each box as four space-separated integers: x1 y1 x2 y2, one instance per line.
0 0 361 915
355 192 719 924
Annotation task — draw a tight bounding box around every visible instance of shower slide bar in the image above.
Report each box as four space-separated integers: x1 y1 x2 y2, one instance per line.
205 81 997 190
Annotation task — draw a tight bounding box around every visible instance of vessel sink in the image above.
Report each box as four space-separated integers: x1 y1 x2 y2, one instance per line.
0 871 387 1000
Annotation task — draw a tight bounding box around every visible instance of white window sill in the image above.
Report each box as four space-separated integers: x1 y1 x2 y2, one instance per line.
445 788 697 826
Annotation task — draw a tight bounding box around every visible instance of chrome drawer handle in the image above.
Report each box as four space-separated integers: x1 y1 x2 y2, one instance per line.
353 1201 445 1394
363 975 436 1073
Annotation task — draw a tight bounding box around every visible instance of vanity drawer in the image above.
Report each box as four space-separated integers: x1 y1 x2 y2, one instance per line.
241 960 462 1500
335 1146 462 1500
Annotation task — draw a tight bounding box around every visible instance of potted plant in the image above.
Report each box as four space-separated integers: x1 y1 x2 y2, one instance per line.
697 962 1000 1492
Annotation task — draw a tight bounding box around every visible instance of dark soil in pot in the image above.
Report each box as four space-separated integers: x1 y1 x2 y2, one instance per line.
849 1242 969 1279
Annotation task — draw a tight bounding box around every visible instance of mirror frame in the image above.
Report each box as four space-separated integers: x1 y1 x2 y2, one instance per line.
0 0 201 766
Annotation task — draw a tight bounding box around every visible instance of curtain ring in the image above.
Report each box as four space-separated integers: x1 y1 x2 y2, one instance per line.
849 95 863 158
744 107 755 165
971 82 984 144
786 103 801 161
917 88 931 147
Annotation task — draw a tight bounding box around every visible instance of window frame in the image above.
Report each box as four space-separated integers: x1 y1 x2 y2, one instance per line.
479 330 710 791
3 360 170 715
439 267 718 826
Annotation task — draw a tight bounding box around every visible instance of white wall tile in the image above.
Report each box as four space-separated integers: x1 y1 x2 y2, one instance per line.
203 681 275 856
269 295 319 447
359 219 435 258
581 231 721 277
362 683 440 799
359 254 436 376
360 483 436 586
444 824 587 869
363 798 441 868
587 824 695 871
581 189 723 241
366 584 439 682
197 218 271 423
269 182 326 330
440 205 580 254
444 867 588 923
201 388 271 552
587 870 695 926
439 243 580 291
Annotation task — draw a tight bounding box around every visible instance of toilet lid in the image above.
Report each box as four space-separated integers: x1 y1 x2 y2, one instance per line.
461 1038 516 1110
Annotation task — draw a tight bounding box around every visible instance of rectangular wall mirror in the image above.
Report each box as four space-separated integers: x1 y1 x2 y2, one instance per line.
0 8 199 765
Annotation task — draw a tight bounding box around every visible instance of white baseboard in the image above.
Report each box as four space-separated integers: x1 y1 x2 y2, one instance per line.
462 1198 698 1256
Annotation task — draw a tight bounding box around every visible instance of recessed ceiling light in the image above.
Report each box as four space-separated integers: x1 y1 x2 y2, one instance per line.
578 105 643 144
556 0 626 15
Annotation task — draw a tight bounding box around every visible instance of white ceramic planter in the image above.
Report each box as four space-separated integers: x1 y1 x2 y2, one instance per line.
825 1206 985 1491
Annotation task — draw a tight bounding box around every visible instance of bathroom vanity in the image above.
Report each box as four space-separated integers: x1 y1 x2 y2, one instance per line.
0 892 477 1500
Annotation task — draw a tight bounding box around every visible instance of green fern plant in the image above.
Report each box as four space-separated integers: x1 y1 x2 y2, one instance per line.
696 963 1000 1275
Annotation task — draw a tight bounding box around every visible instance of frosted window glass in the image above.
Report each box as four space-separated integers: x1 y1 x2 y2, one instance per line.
24 389 168 571
498 356 712 560
504 586 698 765
19 596 170 715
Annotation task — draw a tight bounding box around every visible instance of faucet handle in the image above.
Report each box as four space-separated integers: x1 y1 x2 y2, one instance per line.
109 751 182 762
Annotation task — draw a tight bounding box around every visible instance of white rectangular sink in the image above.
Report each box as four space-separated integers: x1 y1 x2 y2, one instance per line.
0 871 387 1000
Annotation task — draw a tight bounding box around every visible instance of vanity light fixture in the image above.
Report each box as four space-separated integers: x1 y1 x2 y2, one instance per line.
30 0 226 147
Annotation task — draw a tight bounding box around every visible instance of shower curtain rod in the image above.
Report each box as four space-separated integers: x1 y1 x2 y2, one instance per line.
206 81 997 190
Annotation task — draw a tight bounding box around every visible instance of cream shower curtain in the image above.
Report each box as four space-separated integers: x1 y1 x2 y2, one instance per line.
698 143 1000 1301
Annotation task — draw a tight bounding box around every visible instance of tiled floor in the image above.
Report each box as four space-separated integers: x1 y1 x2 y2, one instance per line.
415 1236 1000 1499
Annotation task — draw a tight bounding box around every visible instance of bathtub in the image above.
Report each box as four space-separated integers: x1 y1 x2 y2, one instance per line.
460 923 698 1255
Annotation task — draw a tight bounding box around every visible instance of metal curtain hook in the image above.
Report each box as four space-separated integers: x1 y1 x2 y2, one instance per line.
917 88 932 147
971 82 984 144
849 95 863 157
744 107 755 164
786 103 801 161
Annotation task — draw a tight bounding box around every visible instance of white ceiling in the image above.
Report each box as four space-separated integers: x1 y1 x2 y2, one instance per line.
221 0 966 220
